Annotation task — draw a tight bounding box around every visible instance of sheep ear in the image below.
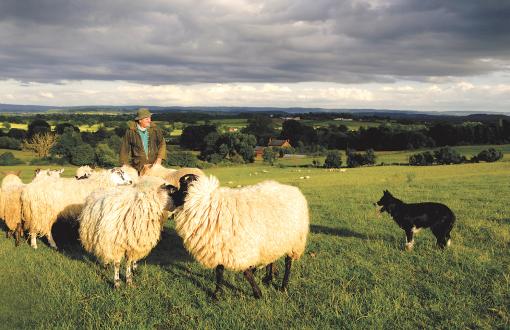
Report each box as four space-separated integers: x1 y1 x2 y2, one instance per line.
180 174 198 185
15 170 21 176
161 184 178 194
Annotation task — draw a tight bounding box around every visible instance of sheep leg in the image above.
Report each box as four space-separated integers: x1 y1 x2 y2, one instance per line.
262 263 273 285
281 256 292 292
6 231 12 239
46 232 58 250
132 261 138 271
14 223 23 247
243 267 262 299
114 262 121 289
212 265 224 300
30 233 38 249
126 261 133 287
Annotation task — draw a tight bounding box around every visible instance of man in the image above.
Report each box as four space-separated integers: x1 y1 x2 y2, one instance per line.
120 108 166 173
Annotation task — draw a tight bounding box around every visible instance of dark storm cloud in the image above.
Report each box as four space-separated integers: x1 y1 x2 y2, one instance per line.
0 0 509 84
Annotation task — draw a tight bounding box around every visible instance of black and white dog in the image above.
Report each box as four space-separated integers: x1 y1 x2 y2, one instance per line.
375 190 455 250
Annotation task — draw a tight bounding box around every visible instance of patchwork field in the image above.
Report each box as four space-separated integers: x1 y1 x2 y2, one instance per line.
0 161 509 328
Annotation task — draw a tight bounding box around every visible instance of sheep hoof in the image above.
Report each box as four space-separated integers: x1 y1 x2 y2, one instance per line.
114 281 121 289
253 290 262 299
262 276 272 286
279 286 288 293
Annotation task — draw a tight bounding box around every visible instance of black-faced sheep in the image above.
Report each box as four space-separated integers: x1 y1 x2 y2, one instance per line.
169 174 309 299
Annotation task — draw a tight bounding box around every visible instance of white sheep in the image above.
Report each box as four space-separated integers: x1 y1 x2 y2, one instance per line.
75 165 93 179
170 174 309 299
140 163 177 178
79 176 176 288
21 167 133 250
0 169 63 246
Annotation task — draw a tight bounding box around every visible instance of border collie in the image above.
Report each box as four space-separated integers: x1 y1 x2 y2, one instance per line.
375 190 455 250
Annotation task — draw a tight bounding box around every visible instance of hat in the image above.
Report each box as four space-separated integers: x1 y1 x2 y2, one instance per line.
134 108 152 120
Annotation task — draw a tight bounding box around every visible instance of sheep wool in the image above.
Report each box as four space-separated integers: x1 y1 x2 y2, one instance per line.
22 168 132 249
174 175 309 272
163 167 205 188
0 174 24 231
79 176 173 287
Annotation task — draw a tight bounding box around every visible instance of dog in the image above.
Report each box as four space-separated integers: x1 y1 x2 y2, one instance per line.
375 190 455 250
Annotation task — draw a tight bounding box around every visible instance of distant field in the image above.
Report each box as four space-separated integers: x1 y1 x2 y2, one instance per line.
0 161 508 328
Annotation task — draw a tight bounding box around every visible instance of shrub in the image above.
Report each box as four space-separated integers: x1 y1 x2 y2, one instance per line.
346 149 376 168
262 148 277 165
0 136 22 150
434 146 466 165
0 152 24 165
324 150 342 168
409 151 434 166
166 151 199 167
472 148 503 163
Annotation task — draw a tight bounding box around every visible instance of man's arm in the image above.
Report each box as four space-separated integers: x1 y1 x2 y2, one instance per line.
119 132 130 165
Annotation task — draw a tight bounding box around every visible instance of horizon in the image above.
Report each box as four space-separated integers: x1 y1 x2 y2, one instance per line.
1 1 509 111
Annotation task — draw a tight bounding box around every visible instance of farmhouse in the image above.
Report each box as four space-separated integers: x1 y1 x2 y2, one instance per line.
255 138 293 158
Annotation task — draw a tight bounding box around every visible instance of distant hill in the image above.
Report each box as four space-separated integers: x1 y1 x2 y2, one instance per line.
0 103 508 121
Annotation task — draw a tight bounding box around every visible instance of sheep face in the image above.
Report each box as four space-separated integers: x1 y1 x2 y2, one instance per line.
34 168 64 179
109 168 133 185
168 174 198 207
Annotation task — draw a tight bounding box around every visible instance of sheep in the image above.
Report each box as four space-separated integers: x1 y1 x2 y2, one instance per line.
21 167 133 250
140 163 177 178
79 175 176 288
121 164 139 183
169 174 309 299
75 165 93 179
0 169 63 246
162 167 204 188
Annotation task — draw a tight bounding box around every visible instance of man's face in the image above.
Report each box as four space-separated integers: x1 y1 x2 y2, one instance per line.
138 116 151 128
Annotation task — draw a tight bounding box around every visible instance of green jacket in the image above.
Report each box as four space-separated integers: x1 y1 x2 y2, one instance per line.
119 121 166 172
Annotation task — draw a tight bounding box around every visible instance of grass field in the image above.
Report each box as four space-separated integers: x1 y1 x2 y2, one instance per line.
0 159 508 329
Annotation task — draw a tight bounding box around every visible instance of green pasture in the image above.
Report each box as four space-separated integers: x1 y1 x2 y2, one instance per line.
0 159 509 329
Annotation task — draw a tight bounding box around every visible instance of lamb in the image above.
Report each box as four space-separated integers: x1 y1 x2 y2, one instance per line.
79 176 176 288
0 169 63 246
169 174 309 299
21 167 133 250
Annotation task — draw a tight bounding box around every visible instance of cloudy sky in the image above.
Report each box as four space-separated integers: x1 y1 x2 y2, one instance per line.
1 0 509 112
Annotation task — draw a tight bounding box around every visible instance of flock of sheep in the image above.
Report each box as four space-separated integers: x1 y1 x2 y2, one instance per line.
0 164 310 299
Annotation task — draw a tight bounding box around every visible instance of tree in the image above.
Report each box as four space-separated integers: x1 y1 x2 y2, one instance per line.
55 123 80 135
71 143 96 166
242 115 278 145
409 151 434 166
50 127 85 163
262 148 276 165
95 143 118 167
281 120 317 147
23 132 56 158
181 124 218 150
434 146 465 165
28 119 51 138
324 150 342 168
472 148 503 163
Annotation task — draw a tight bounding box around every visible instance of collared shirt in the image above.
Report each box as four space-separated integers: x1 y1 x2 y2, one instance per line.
137 124 149 157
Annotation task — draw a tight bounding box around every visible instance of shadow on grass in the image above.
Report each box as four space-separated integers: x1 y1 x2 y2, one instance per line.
310 224 367 239
310 224 398 243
